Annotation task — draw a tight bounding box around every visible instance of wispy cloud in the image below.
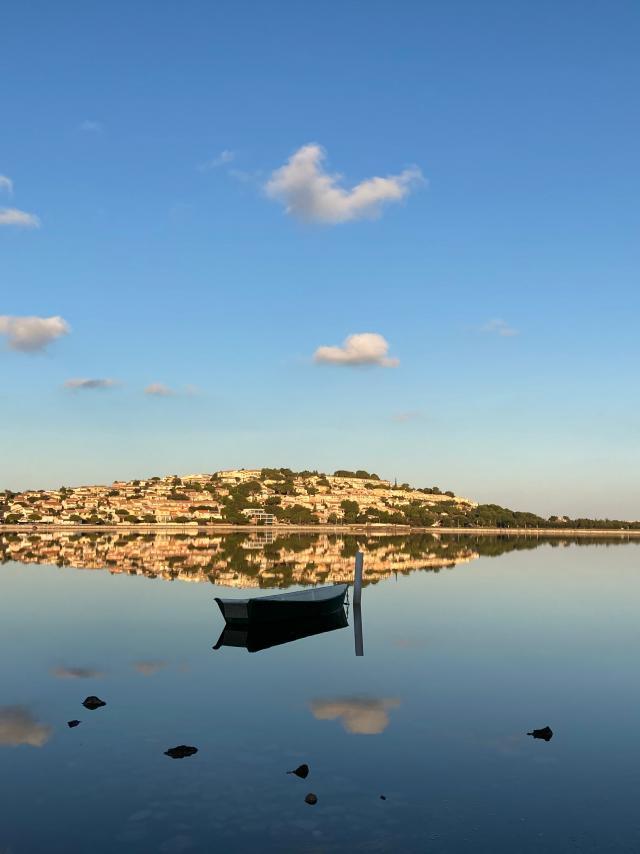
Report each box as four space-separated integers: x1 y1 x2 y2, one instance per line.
144 383 175 397
144 383 198 397
0 315 70 352
0 208 40 228
64 378 118 391
481 319 518 337
51 666 104 679
310 697 401 734
198 149 235 171
0 175 13 196
228 168 262 184
265 144 424 224
314 333 399 368
0 705 52 747
78 119 103 133
392 411 422 423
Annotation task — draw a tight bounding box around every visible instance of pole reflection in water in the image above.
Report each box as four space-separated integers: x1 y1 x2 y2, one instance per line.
353 603 364 657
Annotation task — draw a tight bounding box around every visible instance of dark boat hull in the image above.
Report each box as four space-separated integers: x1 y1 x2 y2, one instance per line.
215 583 348 625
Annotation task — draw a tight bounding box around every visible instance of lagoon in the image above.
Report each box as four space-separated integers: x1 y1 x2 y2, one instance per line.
1 532 639 852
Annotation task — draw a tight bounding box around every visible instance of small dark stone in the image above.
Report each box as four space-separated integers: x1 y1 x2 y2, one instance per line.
304 793 318 806
82 696 106 710
165 745 198 759
527 726 553 741
287 763 309 779
380 795 387 800
67 720 81 728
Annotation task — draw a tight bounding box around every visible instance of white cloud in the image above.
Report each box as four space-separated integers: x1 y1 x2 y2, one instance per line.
314 333 399 368
144 383 175 397
64 378 118 391
198 149 235 171
0 315 70 352
481 319 518 337
0 705 51 747
265 144 424 224
0 208 40 228
0 175 13 196
79 120 103 133
310 697 400 734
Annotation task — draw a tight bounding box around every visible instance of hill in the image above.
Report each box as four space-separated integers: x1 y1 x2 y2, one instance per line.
0 468 638 530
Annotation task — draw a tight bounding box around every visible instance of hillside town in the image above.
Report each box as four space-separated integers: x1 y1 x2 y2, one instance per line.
0 468 475 528
0 529 479 589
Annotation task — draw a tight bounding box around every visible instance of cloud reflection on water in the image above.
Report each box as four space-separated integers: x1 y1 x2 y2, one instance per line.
0 706 52 747
51 666 104 679
309 697 400 734
133 660 168 676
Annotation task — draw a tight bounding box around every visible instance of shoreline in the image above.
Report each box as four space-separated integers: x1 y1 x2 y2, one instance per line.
1 524 639 538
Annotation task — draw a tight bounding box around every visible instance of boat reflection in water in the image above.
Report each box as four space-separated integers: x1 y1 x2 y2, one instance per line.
213 608 349 653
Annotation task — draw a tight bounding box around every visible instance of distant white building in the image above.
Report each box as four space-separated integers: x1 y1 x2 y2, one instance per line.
241 507 276 525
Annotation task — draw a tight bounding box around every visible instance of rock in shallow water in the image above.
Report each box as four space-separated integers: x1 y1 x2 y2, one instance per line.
164 745 198 759
527 726 553 741
67 720 81 728
82 696 106 710
304 793 318 805
287 763 309 779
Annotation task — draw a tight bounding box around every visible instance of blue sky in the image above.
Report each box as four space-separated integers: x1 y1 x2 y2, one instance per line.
1 0 639 518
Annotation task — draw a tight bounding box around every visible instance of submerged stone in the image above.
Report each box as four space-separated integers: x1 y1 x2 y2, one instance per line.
527 726 553 741
67 720 81 728
287 763 309 779
165 745 198 759
304 793 318 805
82 696 106 710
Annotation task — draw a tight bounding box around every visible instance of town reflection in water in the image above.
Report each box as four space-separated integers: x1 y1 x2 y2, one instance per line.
1 529 634 589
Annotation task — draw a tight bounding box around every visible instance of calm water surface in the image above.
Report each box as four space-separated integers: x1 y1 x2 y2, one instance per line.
1 532 639 853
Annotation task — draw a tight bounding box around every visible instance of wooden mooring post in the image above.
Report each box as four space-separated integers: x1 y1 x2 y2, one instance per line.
354 551 364 656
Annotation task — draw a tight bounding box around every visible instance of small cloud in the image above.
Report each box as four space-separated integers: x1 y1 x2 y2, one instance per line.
0 705 52 747
64 378 118 391
481 319 518 337
78 120 103 133
198 149 235 171
144 383 198 397
0 175 13 196
51 666 104 679
0 208 40 228
310 697 400 734
0 315 70 352
144 383 175 397
133 660 168 676
314 333 399 368
265 143 425 224
392 411 421 423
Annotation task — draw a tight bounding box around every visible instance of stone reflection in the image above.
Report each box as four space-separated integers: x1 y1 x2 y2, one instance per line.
309 698 400 734
0 705 52 748
0 531 479 589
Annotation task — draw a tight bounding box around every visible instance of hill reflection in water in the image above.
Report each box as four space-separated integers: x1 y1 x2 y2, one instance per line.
1 530 635 589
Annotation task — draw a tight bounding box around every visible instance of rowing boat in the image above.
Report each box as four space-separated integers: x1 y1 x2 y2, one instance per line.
214 583 349 625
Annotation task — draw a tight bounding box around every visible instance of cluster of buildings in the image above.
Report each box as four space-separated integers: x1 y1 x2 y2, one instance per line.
0 530 480 588
0 469 475 528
